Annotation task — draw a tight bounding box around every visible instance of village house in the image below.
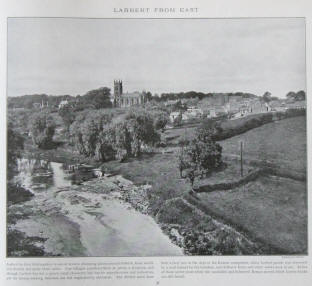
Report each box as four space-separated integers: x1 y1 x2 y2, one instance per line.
180 106 203 121
285 101 306 110
33 100 48 109
206 108 217 118
269 100 287 112
169 111 181 123
164 99 179 106
249 101 270 113
186 106 203 117
58 100 69 109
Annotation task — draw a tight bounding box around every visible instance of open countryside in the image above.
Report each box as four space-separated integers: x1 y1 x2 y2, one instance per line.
7 18 307 257
7 82 307 256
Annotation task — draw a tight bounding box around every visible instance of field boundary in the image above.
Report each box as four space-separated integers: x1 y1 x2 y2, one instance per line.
194 166 305 194
184 193 286 254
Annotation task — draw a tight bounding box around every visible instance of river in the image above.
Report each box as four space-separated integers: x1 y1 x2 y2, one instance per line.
9 158 183 256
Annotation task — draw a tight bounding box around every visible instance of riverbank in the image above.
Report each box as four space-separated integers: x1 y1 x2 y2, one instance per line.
55 173 275 255
8 159 273 256
8 161 183 257
13 150 294 256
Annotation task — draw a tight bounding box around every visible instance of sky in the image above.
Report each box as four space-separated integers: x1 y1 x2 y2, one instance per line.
7 18 306 98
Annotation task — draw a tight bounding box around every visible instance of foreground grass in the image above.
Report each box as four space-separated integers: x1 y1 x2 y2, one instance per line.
194 175 307 254
103 153 190 215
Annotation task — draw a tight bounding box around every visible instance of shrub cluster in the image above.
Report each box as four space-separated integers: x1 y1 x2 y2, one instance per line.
178 121 223 186
69 109 160 162
29 112 56 149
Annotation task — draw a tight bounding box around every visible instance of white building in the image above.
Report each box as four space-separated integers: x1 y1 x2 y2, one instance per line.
169 111 181 123
206 108 217 118
58 100 69 109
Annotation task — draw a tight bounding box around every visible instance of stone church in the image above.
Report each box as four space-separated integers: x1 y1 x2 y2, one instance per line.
112 80 148 107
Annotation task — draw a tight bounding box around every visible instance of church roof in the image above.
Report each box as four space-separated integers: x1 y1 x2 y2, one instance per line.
121 92 142 98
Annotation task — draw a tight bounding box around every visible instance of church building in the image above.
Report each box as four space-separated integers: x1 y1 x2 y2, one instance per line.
112 80 148 108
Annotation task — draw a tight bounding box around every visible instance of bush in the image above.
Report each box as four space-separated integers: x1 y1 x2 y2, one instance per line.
7 126 24 177
126 109 160 157
69 110 113 157
29 112 56 149
178 122 223 185
153 111 169 132
58 105 75 132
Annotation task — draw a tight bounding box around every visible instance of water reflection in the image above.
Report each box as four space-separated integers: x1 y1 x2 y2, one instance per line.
12 158 183 256
15 158 95 191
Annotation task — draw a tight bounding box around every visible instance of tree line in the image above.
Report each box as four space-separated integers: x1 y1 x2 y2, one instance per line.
154 91 257 102
8 87 113 110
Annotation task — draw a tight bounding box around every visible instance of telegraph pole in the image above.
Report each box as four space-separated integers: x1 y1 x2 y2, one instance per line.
240 141 243 177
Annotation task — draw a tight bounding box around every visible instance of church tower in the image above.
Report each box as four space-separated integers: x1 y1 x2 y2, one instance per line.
114 80 123 97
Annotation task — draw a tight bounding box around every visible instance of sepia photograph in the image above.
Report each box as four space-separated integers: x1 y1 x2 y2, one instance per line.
7 18 307 257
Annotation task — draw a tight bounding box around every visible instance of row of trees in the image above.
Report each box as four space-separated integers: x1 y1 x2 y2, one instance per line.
178 121 223 187
155 91 256 102
286 90 306 101
8 87 113 110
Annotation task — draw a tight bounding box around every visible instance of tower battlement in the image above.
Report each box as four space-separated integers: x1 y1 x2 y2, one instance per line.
114 80 123 97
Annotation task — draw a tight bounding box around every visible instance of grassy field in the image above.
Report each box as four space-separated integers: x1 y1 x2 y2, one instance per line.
194 175 307 254
220 116 306 173
191 116 307 253
105 115 307 254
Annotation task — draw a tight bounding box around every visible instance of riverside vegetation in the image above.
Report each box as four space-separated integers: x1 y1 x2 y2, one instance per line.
7 90 307 256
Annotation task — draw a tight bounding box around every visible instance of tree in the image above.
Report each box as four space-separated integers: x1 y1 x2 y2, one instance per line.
153 111 169 132
172 100 187 112
195 140 222 175
178 122 223 187
196 120 222 142
81 87 112 109
7 126 24 176
286 90 305 101
262 91 272 103
126 109 160 157
29 112 56 149
145 91 153 102
114 122 132 161
58 105 75 132
178 146 190 178
69 110 113 157
296 90 306 101
94 126 116 162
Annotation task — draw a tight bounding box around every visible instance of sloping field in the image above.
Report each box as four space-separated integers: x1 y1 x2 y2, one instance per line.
220 116 306 173
194 116 307 254
195 175 307 254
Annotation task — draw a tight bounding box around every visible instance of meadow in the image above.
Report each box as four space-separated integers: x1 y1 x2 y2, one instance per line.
220 116 306 173
194 175 307 254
